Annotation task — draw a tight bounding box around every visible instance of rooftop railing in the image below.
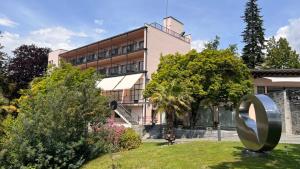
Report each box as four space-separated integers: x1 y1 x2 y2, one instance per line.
148 22 191 43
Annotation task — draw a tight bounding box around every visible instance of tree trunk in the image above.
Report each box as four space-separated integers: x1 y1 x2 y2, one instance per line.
165 111 175 145
190 98 201 129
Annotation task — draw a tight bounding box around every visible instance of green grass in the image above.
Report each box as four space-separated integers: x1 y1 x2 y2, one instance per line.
82 141 300 169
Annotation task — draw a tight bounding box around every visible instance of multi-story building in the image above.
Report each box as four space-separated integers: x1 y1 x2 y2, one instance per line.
49 16 191 127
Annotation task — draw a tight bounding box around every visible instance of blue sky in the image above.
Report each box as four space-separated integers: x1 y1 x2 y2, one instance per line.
0 0 300 54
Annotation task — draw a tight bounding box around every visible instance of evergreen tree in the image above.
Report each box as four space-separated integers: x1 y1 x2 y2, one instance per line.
0 31 8 92
242 0 265 69
264 37 300 69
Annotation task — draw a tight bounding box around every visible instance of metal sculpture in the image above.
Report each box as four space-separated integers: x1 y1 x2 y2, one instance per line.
236 94 282 152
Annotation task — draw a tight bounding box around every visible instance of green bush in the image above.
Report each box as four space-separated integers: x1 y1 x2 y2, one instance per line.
119 128 141 150
0 63 110 169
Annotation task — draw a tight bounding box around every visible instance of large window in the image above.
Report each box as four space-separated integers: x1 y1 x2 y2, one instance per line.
130 78 143 103
267 86 285 93
139 41 144 49
257 86 265 94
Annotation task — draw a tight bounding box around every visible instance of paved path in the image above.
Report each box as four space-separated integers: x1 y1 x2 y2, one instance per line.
143 133 300 144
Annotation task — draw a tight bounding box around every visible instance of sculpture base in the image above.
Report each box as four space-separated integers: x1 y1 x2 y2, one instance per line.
241 149 270 157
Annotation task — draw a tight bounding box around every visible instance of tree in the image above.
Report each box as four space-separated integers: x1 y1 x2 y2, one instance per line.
144 82 192 144
0 63 110 168
7 44 51 99
145 47 253 129
0 31 8 92
242 0 265 69
204 36 220 50
264 37 300 69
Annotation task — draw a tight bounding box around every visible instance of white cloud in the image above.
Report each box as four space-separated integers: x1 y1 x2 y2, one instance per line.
94 19 104 25
0 17 18 27
191 39 207 52
0 26 88 54
94 28 105 34
275 18 300 52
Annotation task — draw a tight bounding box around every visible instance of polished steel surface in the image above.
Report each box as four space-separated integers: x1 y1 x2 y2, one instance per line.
236 94 282 152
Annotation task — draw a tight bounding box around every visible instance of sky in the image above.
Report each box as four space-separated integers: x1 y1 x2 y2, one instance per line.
0 0 300 55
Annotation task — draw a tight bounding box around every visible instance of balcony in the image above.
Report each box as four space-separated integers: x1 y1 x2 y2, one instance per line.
69 41 145 66
149 22 191 43
98 60 145 77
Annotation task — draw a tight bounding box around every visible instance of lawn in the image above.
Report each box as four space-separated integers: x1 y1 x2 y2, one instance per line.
82 141 300 169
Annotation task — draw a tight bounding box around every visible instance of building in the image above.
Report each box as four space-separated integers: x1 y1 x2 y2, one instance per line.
48 49 68 67
252 69 300 134
50 16 191 127
252 69 300 94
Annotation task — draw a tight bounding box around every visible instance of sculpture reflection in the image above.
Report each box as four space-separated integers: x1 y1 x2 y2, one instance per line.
236 94 282 152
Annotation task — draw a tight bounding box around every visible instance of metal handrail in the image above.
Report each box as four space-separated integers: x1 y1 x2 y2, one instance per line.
148 22 191 43
118 103 132 117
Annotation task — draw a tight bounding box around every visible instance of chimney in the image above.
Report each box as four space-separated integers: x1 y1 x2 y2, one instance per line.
163 16 184 34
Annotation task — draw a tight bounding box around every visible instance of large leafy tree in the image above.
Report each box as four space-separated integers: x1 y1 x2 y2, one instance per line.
264 37 300 69
242 0 265 69
0 63 110 168
7 44 51 99
145 46 252 129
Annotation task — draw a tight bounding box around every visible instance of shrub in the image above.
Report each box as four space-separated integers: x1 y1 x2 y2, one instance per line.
92 117 126 152
0 63 110 168
119 128 142 150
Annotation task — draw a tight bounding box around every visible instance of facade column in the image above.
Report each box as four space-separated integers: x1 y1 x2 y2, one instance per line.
142 28 148 125
283 89 293 135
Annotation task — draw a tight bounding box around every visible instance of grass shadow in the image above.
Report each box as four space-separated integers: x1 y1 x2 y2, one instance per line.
209 144 300 169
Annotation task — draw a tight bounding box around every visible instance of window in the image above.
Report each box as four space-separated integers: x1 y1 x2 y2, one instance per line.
98 68 107 75
127 44 134 53
122 46 127 54
111 48 119 56
112 90 122 101
267 86 284 93
130 79 143 102
109 66 119 75
256 86 265 94
139 61 144 71
139 41 144 49
121 65 126 74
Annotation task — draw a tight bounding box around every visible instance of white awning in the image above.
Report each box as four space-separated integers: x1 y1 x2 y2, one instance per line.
264 77 300 82
96 76 125 91
114 73 143 90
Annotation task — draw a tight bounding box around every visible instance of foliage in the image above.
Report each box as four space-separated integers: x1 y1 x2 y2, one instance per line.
145 81 192 143
7 44 51 99
242 0 265 69
204 36 220 50
0 63 110 168
119 128 142 150
144 47 253 128
93 117 126 152
264 37 300 69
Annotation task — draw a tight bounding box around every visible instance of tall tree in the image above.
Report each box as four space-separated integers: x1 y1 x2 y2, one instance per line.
242 0 265 69
0 31 8 90
264 37 300 69
7 44 51 99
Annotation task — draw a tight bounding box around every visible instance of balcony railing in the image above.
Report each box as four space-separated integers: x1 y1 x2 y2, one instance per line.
69 41 145 66
149 22 191 43
97 61 145 77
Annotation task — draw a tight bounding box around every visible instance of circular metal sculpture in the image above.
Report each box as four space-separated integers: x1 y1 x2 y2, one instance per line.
236 94 282 152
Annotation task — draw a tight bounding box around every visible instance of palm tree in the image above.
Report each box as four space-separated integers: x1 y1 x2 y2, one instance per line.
148 81 193 145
